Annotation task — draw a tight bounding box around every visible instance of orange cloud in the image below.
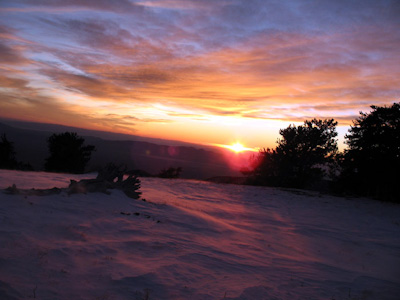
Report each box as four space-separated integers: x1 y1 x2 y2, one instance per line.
0 0 399 149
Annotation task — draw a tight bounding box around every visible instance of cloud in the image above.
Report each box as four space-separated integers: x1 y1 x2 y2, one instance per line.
0 74 29 89
0 75 81 124
87 65 175 85
40 69 131 99
38 18 136 56
0 41 29 65
0 73 141 133
1 0 146 14
36 16 180 65
27 21 400 123
136 0 224 11
0 0 399 147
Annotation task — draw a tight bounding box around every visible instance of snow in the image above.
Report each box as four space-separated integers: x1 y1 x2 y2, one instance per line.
0 170 399 300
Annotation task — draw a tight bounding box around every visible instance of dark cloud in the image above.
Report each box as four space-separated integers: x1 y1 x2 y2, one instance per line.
39 64 178 101
37 17 178 64
0 42 29 65
105 113 170 124
0 74 29 89
39 18 135 54
0 24 13 35
41 69 131 99
112 68 173 85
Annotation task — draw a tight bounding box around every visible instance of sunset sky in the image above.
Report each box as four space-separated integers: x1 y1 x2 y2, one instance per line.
0 0 399 150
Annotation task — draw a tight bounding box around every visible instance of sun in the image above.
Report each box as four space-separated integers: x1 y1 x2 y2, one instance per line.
229 142 247 153
221 142 253 153
213 142 257 153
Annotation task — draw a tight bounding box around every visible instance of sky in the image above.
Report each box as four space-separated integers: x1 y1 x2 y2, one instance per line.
0 0 399 150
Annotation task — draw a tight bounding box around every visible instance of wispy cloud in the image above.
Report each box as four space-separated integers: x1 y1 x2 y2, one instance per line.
0 0 399 147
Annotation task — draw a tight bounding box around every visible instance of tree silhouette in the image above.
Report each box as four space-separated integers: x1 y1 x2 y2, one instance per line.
249 119 338 188
0 133 17 169
275 118 338 187
44 132 96 174
341 103 400 201
246 148 279 186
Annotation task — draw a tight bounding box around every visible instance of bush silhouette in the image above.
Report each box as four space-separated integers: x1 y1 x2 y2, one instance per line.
158 167 182 178
340 103 400 201
44 132 95 174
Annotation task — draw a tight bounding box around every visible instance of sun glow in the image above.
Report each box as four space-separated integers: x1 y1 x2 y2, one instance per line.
220 142 255 153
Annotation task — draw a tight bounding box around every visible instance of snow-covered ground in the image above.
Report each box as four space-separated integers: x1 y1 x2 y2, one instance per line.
0 170 399 300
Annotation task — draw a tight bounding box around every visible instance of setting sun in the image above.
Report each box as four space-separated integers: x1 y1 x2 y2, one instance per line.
219 142 256 153
230 142 247 153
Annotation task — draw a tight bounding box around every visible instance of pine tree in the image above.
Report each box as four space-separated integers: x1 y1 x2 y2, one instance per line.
0 134 18 169
45 132 95 174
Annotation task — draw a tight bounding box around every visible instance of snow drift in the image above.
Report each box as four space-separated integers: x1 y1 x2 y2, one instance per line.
0 170 399 299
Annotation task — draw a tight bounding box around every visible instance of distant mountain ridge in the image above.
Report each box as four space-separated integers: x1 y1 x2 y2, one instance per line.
0 120 241 179
0 118 210 148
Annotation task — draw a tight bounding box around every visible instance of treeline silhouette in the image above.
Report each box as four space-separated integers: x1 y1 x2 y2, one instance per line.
0 132 95 174
0 131 184 178
245 102 400 202
1 102 398 202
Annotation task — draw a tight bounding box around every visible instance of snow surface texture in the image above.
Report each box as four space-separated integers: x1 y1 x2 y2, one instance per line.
0 170 399 300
